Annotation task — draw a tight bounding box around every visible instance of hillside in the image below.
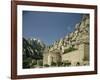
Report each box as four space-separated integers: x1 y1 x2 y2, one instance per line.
48 14 89 54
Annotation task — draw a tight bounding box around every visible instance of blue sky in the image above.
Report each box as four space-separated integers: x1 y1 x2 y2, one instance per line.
23 11 83 45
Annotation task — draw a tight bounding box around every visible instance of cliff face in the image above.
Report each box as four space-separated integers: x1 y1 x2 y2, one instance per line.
48 14 89 53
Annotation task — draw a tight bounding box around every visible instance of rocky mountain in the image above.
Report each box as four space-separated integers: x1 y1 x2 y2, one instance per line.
48 14 89 53
23 38 45 68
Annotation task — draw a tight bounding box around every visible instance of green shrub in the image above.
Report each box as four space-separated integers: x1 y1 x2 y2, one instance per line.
23 58 32 68
44 64 49 67
63 62 71 66
31 60 37 64
31 62 37 67
63 47 77 54
51 62 56 66
38 60 43 66
57 62 62 66
23 61 30 68
63 60 71 66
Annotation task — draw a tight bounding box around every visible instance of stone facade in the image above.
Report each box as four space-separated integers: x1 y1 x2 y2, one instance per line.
62 43 89 66
43 42 89 66
43 49 62 66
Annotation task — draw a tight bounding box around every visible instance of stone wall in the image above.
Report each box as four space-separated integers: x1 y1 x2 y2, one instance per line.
43 53 49 65
43 49 62 66
48 52 61 65
62 43 89 66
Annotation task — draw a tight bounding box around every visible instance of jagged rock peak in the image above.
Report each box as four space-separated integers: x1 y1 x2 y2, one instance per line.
48 14 89 52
